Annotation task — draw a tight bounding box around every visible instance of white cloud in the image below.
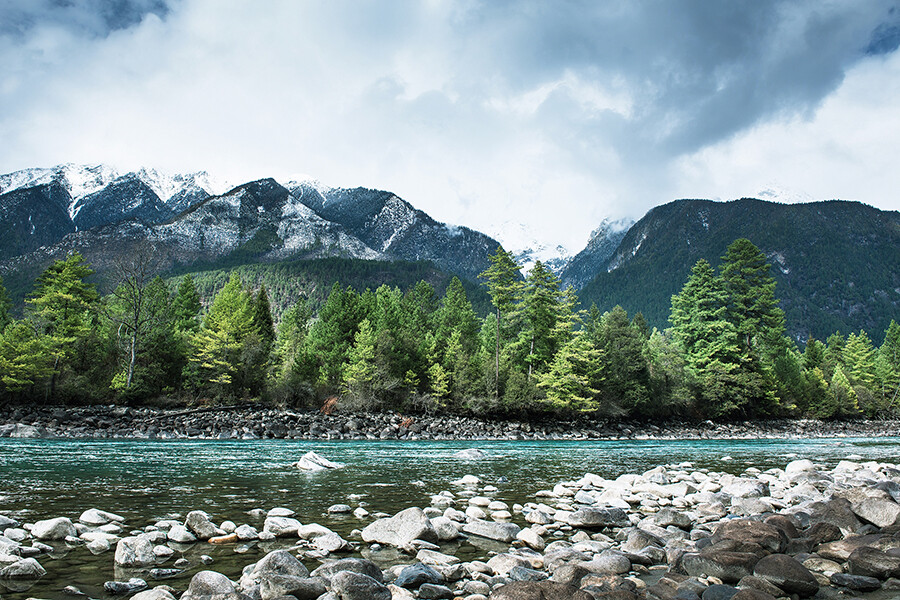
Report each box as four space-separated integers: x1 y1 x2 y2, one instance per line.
1 0 899 253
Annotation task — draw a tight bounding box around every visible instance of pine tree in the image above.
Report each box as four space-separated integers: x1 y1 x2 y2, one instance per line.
843 331 877 389
478 247 522 397
0 320 53 393
26 252 99 399
827 364 860 418
252 285 276 345
822 332 845 380
343 318 378 394
0 276 11 333
877 320 900 409
190 273 256 395
517 261 563 378
536 332 604 413
595 306 652 416
173 275 202 333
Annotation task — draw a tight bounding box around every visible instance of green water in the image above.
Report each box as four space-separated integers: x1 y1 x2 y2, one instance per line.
1 437 899 598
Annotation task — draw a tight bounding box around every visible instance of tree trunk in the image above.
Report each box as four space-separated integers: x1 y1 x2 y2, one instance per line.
495 307 501 398
126 333 137 389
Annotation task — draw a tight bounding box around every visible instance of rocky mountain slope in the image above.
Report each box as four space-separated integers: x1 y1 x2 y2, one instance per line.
0 165 501 299
577 198 900 342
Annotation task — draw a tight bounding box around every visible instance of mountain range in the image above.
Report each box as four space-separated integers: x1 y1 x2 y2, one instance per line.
1 164 898 342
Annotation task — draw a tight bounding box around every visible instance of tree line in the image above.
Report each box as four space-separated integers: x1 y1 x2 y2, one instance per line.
0 238 898 420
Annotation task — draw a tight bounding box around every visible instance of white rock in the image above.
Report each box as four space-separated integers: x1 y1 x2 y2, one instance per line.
296 451 345 471
31 517 76 540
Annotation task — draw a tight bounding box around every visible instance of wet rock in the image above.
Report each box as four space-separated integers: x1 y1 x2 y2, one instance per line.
848 545 900 579
130 588 177 600
516 527 545 551
700 584 738 600
454 449 487 459
30 517 76 540
181 570 240 600
752 554 818 597
114 534 155 567
729 589 776 600
430 516 460 541
488 553 533 576
185 511 219 540
311 557 383 582
418 582 454 598
462 520 521 543
104 578 148 595
296 451 344 471
263 516 302 537
79 508 125 526
395 562 444 588
489 580 594 599
166 524 196 543
260 574 327 600
0 557 46 579
361 507 437 547
329 570 391 600
234 524 259 540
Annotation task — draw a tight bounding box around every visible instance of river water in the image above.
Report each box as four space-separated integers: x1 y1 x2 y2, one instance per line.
2 437 899 599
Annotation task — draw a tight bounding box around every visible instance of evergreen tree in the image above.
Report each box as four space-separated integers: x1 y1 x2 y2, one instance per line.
0 276 11 333
252 285 276 345
803 337 825 371
343 318 378 394
595 306 652 416
0 320 53 394
826 364 860 418
719 238 786 357
843 331 877 389
26 252 99 399
304 283 366 386
877 320 900 408
173 275 202 333
190 273 257 396
536 333 604 413
478 247 522 397
822 332 845 380
517 262 563 378
272 299 312 383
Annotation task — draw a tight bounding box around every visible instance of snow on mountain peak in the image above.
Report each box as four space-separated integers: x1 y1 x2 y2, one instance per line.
753 182 815 204
487 221 573 274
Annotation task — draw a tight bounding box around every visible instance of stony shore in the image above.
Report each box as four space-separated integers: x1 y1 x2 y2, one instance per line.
1 405 899 441
3 455 900 600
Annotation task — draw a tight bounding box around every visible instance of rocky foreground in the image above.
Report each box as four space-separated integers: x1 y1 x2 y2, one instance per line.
1 405 899 441
3 457 900 600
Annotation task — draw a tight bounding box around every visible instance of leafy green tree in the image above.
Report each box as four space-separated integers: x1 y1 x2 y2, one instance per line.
26 252 99 399
537 333 604 413
479 247 522 397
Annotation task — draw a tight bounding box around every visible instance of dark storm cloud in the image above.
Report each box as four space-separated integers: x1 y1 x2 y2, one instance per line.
0 0 170 38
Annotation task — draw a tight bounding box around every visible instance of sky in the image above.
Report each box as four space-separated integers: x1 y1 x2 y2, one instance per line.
2 0 900 253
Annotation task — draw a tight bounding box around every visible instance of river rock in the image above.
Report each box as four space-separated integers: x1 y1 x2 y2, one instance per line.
296 451 345 471
430 516 460 541
234 524 258 540
185 511 219 540
711 520 786 554
104 578 148 595
490 580 594 599
313 531 348 553
79 508 124 526
559 507 630 528
395 562 444 588
131 588 177 600
361 507 437 547
462 520 521 543
722 479 769 498
517 527 546 551
115 534 156 567
329 571 391 600
454 448 486 459
166 524 197 543
181 570 239 600
848 545 900 579
30 517 76 540
816 534 882 561
417 582 454 598
683 552 759 584
264 516 302 537
260 574 327 600
0 557 46 579
584 550 632 575
752 554 819 596
652 508 693 529
829 572 882 591
311 557 383 582
852 498 900 528
240 549 309 591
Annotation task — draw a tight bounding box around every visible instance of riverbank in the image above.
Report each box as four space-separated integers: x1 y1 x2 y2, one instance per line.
0 404 898 441
3 451 900 600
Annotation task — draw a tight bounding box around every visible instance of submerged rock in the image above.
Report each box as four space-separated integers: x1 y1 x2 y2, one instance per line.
296 451 345 471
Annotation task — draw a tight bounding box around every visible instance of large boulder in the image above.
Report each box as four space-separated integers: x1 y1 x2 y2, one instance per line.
241 549 310 588
682 552 759 584
263 516 302 537
711 519 786 554
311 558 383 583
395 563 444 588
847 546 900 579
115 534 155 567
260 575 326 600
752 554 819 597
30 517 76 540
131 588 177 600
462 520 521 543
722 479 769 499
489 580 594 599
79 508 125 526
851 498 900 529
329 571 391 600
361 507 437 547
296 451 345 471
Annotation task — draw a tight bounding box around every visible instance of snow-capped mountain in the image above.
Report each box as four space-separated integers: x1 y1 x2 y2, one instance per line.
557 217 634 289
0 165 501 289
486 221 573 275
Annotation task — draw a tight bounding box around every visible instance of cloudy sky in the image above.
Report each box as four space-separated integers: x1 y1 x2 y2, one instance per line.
2 1 900 252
